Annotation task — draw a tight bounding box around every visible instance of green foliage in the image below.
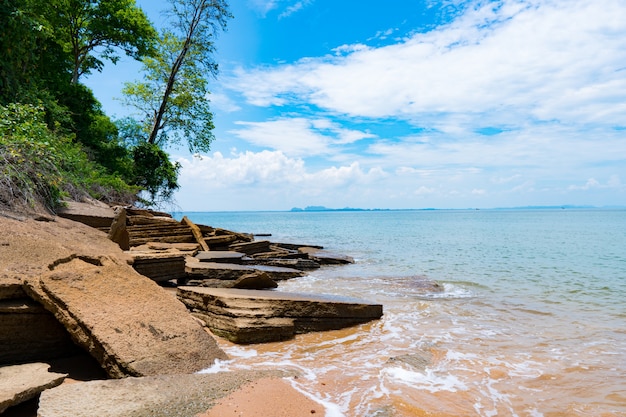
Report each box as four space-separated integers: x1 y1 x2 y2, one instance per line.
0 103 138 213
0 0 62 104
131 142 181 205
55 82 135 180
48 0 158 83
1 0 231 209
122 0 232 153
122 31 216 153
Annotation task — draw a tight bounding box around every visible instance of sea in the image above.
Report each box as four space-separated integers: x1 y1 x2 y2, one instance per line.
173 209 626 417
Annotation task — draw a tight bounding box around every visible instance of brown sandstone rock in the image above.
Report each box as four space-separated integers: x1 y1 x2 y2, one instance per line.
0 298 79 364
233 272 278 289
185 259 304 283
37 370 295 417
0 277 26 300
0 362 67 413
23 256 228 378
56 200 115 230
298 247 355 265
129 251 188 282
195 251 247 263
107 207 129 250
178 287 383 344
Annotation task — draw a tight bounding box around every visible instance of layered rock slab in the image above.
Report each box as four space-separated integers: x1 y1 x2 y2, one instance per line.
37 370 294 417
23 256 227 378
0 298 79 364
178 287 383 344
185 259 305 283
0 362 67 413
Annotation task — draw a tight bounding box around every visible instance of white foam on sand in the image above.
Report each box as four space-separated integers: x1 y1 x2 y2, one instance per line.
384 366 469 393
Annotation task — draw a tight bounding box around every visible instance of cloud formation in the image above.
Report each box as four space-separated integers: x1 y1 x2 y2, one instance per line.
175 0 626 210
230 0 626 128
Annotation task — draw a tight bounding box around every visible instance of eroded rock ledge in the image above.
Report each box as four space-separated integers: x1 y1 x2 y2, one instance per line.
178 287 384 344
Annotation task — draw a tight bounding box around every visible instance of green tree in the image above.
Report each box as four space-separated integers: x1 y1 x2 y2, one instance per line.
121 0 232 152
50 0 158 84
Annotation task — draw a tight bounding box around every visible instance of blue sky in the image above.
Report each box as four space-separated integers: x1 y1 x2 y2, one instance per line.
84 0 626 211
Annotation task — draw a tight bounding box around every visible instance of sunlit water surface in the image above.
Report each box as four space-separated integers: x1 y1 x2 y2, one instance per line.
175 209 626 417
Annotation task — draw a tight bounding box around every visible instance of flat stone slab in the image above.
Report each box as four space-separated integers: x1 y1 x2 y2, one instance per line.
228 240 272 255
37 370 294 417
195 251 247 263
185 260 304 282
56 200 115 229
0 363 67 413
177 287 383 344
298 247 354 264
24 256 227 378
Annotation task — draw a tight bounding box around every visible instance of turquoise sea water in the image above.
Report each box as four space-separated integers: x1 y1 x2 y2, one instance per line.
175 209 626 416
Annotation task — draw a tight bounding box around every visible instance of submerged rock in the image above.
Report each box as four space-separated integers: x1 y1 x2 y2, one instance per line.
298 247 355 265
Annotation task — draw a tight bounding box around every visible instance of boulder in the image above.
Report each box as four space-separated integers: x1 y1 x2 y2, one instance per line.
37 370 295 417
177 287 383 344
0 362 67 413
23 255 227 378
0 298 80 364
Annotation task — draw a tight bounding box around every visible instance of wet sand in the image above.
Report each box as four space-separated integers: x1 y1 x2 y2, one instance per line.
198 377 323 417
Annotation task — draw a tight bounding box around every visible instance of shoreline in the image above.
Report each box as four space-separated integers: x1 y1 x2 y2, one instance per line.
1 204 359 416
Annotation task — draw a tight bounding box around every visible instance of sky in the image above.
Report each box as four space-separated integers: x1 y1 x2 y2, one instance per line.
83 0 626 211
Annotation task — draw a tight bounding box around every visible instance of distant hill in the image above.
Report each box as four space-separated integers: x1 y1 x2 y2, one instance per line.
290 206 390 212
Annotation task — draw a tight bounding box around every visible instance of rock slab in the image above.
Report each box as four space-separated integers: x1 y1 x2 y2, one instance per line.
185 259 304 283
0 362 67 413
23 256 228 378
0 298 79 364
37 370 294 417
178 287 383 344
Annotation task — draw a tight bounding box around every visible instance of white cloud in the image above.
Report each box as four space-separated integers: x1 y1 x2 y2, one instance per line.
177 151 386 190
228 0 626 129
228 117 376 156
179 151 306 187
568 176 624 191
208 92 241 113
247 0 313 18
414 186 436 195
173 0 626 210
278 0 313 19
247 0 279 16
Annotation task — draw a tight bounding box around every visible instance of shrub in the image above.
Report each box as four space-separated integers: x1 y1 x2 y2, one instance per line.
0 103 138 213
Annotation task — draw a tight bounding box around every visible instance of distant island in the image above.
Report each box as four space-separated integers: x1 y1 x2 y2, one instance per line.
289 205 623 212
290 206 391 212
